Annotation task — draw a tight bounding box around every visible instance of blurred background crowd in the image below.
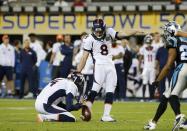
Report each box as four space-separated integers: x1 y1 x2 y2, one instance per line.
0 32 182 101
1 0 187 101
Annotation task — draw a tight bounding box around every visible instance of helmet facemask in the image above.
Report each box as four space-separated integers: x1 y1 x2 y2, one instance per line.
92 19 106 40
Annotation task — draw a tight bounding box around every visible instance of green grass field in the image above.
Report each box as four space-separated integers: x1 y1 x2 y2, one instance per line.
0 99 187 131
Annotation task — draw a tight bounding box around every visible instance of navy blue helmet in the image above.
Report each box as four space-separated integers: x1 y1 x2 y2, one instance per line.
92 18 106 39
68 72 85 93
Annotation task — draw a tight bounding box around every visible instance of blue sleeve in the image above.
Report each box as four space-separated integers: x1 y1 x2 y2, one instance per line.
61 45 73 55
32 50 37 65
66 93 82 112
156 48 160 61
20 50 23 63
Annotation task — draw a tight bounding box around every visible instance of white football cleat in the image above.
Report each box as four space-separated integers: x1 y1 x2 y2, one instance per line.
172 114 186 131
180 119 187 129
144 120 156 130
37 114 44 123
101 115 116 122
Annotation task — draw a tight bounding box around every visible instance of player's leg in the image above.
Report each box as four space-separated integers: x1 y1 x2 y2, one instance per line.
142 69 148 101
19 71 27 99
149 69 156 100
6 66 14 96
86 64 104 109
144 74 172 130
0 66 5 97
36 103 76 122
168 64 187 131
101 65 117 122
144 94 169 130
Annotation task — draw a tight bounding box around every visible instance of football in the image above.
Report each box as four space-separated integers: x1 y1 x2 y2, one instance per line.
81 105 91 122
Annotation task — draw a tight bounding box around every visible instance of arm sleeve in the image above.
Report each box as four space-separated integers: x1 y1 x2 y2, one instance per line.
33 50 37 65
83 37 92 52
66 93 82 111
156 48 160 61
66 82 77 96
107 28 117 40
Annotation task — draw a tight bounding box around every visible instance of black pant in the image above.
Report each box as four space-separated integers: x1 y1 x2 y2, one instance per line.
114 64 126 100
20 69 35 98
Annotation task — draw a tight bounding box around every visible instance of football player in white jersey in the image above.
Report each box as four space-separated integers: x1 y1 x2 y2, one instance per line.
35 73 85 122
139 35 158 101
77 18 143 122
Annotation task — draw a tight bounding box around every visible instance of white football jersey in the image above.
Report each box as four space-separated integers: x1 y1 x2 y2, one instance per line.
83 28 117 65
111 45 124 64
152 40 164 50
36 78 78 104
139 44 157 68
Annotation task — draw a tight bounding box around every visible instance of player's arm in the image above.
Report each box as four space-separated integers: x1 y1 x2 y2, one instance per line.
116 30 144 40
155 48 176 82
175 31 187 37
77 50 89 72
112 52 123 60
66 93 82 111
49 53 55 64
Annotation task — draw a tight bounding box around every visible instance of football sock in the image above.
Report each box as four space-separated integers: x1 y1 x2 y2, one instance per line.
103 103 112 116
142 85 146 99
59 114 76 122
169 95 181 116
153 96 168 122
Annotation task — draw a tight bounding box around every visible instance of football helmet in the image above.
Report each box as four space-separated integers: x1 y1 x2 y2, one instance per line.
143 34 153 45
162 21 181 37
92 18 106 39
68 72 85 94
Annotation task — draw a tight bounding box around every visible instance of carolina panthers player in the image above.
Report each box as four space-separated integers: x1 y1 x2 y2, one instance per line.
144 21 187 131
77 18 143 122
35 73 85 122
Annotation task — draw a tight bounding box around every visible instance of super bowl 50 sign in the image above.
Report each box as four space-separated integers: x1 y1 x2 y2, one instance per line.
0 12 186 34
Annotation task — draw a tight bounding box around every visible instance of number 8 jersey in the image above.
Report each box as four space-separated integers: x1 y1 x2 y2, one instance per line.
83 28 117 65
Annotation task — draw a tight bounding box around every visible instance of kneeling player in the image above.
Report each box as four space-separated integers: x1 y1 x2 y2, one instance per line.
35 73 85 122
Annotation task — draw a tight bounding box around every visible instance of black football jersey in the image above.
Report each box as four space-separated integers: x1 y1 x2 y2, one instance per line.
166 36 187 64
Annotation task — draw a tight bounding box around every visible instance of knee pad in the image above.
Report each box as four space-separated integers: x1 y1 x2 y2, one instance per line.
87 90 97 103
59 114 76 122
105 92 114 104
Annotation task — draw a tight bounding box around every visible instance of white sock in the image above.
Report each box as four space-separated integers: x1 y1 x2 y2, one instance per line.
41 114 59 121
103 104 112 116
86 101 93 109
